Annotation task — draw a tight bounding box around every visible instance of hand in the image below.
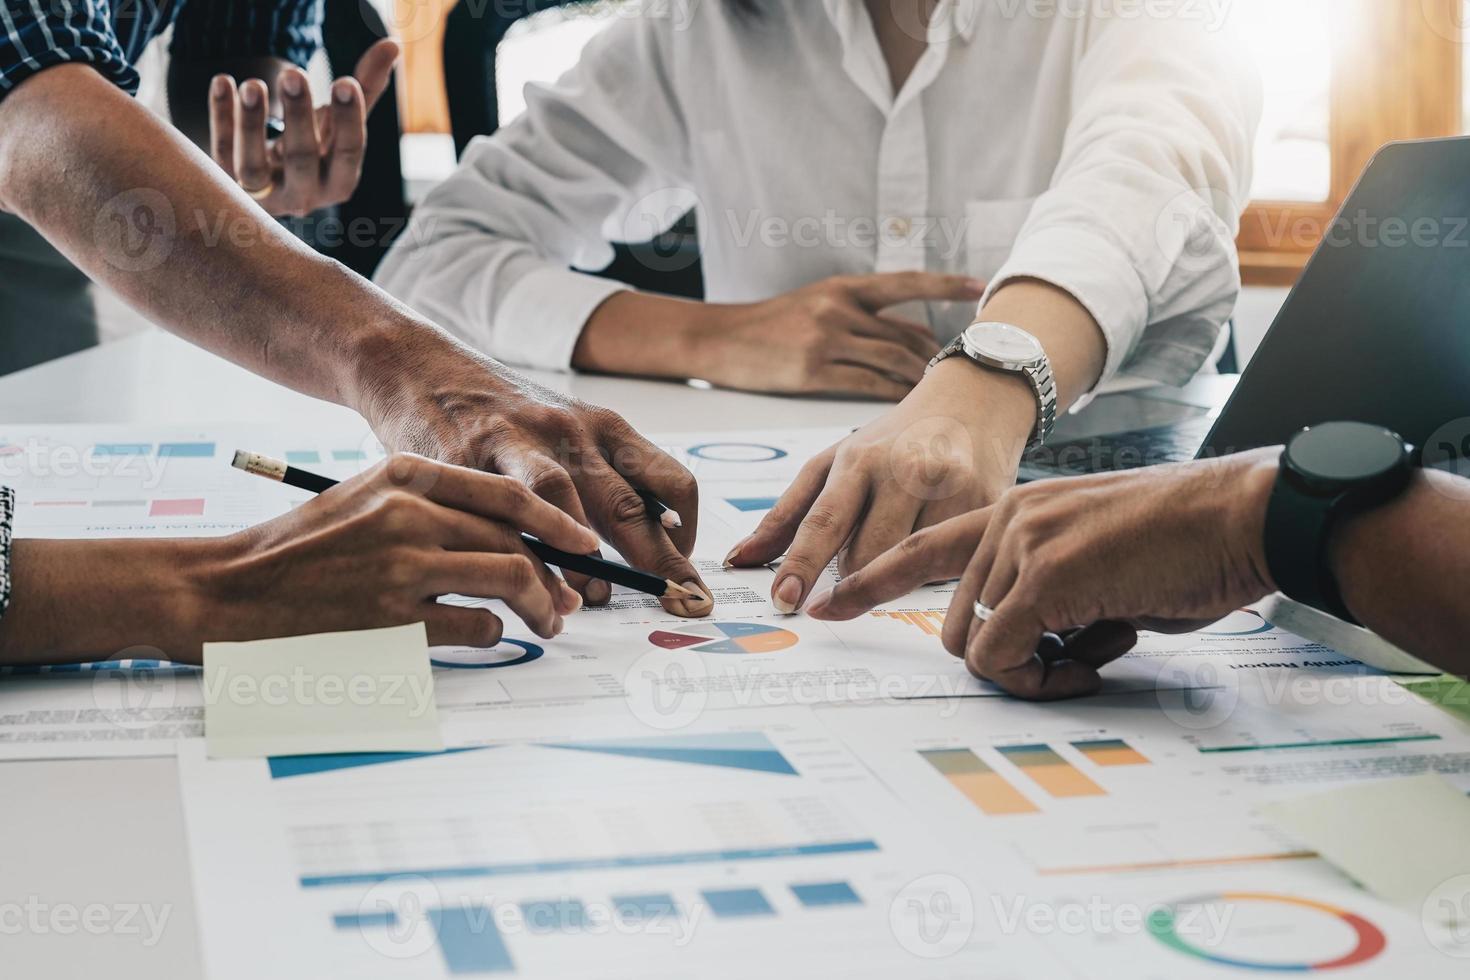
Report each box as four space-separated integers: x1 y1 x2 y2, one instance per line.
697 273 982 398
576 273 983 399
806 451 1281 699
205 453 600 651
208 39 399 217
361 338 714 618
726 357 1038 612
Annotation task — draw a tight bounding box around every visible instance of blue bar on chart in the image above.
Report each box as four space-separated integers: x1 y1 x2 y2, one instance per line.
92 443 151 456
332 910 399 930
725 497 779 513
286 450 322 465
519 899 588 933
157 442 216 459
702 888 776 919
298 840 879 888
333 449 368 461
429 906 515 975
790 882 862 908
612 893 679 923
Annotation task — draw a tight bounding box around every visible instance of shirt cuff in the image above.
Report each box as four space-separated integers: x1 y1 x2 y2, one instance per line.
981 226 1149 389
492 267 629 372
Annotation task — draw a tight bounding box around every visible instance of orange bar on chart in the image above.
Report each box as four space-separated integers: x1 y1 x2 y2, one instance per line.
1071 738 1150 767
998 744 1106 798
873 610 946 637
920 749 1039 815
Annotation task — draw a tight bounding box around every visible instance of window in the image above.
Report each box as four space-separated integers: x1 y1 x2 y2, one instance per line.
1233 0 1463 285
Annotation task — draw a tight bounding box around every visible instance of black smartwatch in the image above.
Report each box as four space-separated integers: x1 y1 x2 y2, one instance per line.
1264 422 1415 626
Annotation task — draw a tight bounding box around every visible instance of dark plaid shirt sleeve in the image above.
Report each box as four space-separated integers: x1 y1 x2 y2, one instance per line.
170 0 323 68
0 1 139 102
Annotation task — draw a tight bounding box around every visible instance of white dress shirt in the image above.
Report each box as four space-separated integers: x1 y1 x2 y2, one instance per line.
376 0 1260 387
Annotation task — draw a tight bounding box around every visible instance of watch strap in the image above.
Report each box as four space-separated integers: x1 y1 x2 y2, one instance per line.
1263 477 1359 625
1022 362 1057 451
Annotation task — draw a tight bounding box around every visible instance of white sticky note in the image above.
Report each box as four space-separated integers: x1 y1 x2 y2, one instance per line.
203 622 443 758
1264 774 1470 912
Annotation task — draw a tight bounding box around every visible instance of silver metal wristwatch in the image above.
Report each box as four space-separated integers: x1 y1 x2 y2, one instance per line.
927 322 1058 451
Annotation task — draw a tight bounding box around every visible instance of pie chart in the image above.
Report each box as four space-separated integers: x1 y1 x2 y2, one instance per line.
648 622 799 655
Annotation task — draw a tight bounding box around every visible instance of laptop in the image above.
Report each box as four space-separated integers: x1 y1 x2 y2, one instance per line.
1021 135 1470 483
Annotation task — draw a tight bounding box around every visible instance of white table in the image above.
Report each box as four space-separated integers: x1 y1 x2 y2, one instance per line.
0 330 886 979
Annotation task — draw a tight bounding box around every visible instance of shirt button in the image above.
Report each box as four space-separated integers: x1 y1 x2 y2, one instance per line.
886 217 912 238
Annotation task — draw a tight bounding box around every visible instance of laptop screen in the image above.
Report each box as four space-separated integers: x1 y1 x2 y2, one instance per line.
1201 137 1470 467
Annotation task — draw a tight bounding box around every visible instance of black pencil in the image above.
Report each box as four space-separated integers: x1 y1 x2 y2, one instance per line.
230 450 702 602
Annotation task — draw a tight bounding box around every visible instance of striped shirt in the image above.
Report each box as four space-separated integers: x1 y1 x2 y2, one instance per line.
0 0 324 102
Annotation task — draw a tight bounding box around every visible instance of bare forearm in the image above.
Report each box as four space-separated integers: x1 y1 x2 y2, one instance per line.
0 65 429 413
1330 470 1470 677
572 291 713 379
0 539 219 665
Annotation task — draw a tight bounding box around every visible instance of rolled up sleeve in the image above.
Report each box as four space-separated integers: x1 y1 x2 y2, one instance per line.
375 9 692 371
982 13 1261 387
0 1 138 102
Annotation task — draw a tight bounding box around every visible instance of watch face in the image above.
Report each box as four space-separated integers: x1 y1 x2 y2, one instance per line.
962 322 1044 367
1287 421 1409 485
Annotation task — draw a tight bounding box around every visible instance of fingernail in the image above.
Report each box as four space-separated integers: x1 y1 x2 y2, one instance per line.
240 85 260 108
587 579 612 605
805 591 833 617
682 581 711 607
660 510 683 530
552 614 565 636
772 575 804 615
723 536 751 567
281 72 303 97
334 80 355 104
211 75 230 99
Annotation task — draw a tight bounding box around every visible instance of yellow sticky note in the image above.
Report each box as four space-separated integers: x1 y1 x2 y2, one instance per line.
203 623 443 759
1264 774 1470 915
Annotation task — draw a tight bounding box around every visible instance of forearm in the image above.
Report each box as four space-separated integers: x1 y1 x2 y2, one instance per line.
573 291 725 379
1329 470 1470 677
0 539 221 665
0 64 434 414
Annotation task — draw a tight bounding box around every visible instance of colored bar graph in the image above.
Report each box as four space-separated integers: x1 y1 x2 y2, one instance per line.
702 888 775 918
872 610 947 637
920 748 1039 815
1072 738 1150 767
92 499 147 509
33 500 87 508
998 744 1106 798
286 450 321 465
92 443 150 456
429 906 515 975
333 449 368 462
612 893 679 923
791 882 862 908
157 442 215 458
150 498 205 517
519 899 587 932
